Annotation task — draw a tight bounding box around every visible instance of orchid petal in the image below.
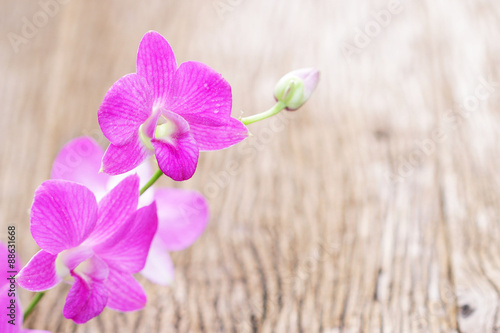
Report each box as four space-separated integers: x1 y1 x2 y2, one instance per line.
96 202 157 273
105 270 146 311
17 250 60 292
105 159 153 190
0 243 48 332
152 111 198 181
50 136 110 200
85 175 139 247
167 61 232 117
63 273 108 324
101 132 153 176
154 188 209 251
31 181 97 254
167 61 248 150
152 135 199 181
105 160 155 207
98 73 153 145
137 31 177 106
140 238 174 286
182 114 249 151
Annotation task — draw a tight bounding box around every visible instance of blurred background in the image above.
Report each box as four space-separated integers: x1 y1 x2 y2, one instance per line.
2 0 500 332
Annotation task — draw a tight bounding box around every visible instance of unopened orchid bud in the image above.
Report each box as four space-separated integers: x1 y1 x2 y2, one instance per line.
273 68 319 110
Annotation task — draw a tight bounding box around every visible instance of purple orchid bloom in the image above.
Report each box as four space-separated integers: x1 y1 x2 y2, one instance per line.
51 136 209 285
98 31 249 181
17 175 158 324
0 242 50 333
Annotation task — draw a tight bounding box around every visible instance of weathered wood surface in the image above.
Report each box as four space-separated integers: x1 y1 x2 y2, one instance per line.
2 0 500 332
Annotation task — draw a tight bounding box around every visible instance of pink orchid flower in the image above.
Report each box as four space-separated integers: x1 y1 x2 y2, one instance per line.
98 31 249 181
51 136 209 285
0 242 50 333
17 175 158 324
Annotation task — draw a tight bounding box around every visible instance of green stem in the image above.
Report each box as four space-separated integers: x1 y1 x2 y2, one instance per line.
23 292 45 321
241 101 286 125
140 168 164 195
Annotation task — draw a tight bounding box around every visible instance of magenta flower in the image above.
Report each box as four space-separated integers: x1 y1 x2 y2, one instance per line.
17 175 158 324
51 136 209 285
0 242 50 333
98 31 249 180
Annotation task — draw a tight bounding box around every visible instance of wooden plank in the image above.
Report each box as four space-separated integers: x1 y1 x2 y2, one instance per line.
1 0 499 332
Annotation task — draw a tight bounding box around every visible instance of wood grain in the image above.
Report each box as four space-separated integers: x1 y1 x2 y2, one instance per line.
2 0 500 332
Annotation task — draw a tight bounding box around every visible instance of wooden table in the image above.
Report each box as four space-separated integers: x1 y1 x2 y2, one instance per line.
1 0 499 332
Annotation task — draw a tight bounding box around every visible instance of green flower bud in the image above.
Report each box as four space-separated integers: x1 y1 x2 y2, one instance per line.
274 68 319 110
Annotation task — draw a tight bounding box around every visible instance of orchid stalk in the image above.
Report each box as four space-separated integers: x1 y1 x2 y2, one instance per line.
242 68 320 125
139 169 163 195
23 292 45 321
241 101 287 125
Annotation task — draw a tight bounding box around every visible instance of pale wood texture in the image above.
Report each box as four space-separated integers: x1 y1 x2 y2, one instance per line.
2 0 500 332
